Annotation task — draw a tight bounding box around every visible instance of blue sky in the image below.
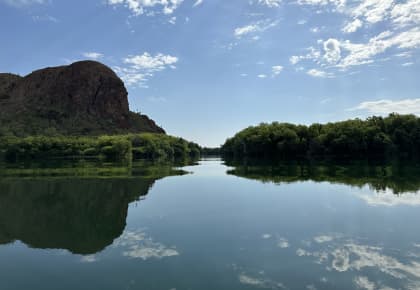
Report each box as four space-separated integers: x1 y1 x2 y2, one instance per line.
0 0 419 146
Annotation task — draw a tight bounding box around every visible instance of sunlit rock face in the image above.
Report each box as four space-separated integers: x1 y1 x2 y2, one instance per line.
0 61 164 135
0 177 155 254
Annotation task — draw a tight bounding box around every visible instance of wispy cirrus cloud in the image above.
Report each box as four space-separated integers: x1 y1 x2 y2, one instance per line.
32 14 58 23
350 98 420 115
290 27 420 73
295 0 420 31
82 52 104 60
107 0 184 16
192 0 202 7
257 0 282 8
342 18 362 33
307 68 333 78
1 0 47 7
271 65 283 76
287 0 420 76
234 19 278 38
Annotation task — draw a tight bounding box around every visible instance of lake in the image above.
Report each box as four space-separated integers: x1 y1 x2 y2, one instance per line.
1 158 420 290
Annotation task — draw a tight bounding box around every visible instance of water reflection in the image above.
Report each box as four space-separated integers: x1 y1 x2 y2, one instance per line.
293 233 420 289
114 229 179 260
1 159 420 289
0 161 187 254
225 159 420 194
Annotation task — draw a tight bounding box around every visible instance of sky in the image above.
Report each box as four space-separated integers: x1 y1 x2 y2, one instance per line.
0 0 419 146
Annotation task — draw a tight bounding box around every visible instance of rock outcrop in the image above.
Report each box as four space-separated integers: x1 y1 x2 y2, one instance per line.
0 61 165 135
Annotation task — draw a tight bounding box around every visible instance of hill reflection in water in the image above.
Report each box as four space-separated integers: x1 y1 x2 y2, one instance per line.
0 160 190 255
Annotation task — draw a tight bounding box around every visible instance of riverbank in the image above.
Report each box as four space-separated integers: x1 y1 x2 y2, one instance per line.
0 133 201 161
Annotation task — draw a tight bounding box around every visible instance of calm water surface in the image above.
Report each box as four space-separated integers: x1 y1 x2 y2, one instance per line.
1 158 420 290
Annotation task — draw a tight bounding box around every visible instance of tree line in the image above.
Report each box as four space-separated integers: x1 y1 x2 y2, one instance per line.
222 114 420 159
0 133 201 161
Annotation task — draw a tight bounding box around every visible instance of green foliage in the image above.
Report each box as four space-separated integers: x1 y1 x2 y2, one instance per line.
201 147 221 155
0 133 200 161
222 114 420 159
128 133 200 159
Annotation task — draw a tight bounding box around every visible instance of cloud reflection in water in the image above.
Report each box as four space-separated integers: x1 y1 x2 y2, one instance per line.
114 230 179 260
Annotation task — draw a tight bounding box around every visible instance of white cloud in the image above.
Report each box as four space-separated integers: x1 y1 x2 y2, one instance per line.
391 0 420 28
258 0 282 7
1 0 46 7
323 38 341 64
234 20 278 38
82 52 104 60
351 0 394 24
168 16 176 24
123 52 178 70
32 15 58 23
339 28 420 68
342 18 362 33
293 27 420 71
310 27 320 33
296 0 419 30
296 0 346 11
337 31 392 68
307 69 331 78
351 98 420 115
234 24 259 37
402 62 414 67
114 52 178 87
395 51 412 58
192 0 202 7
290 56 300 65
258 74 267 78
107 0 184 16
290 0 420 74
290 47 321 65
272 65 284 76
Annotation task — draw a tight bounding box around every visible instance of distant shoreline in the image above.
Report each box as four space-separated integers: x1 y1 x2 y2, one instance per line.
222 114 420 160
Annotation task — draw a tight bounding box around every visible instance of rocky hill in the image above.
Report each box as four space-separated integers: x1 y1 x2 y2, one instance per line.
0 61 165 136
